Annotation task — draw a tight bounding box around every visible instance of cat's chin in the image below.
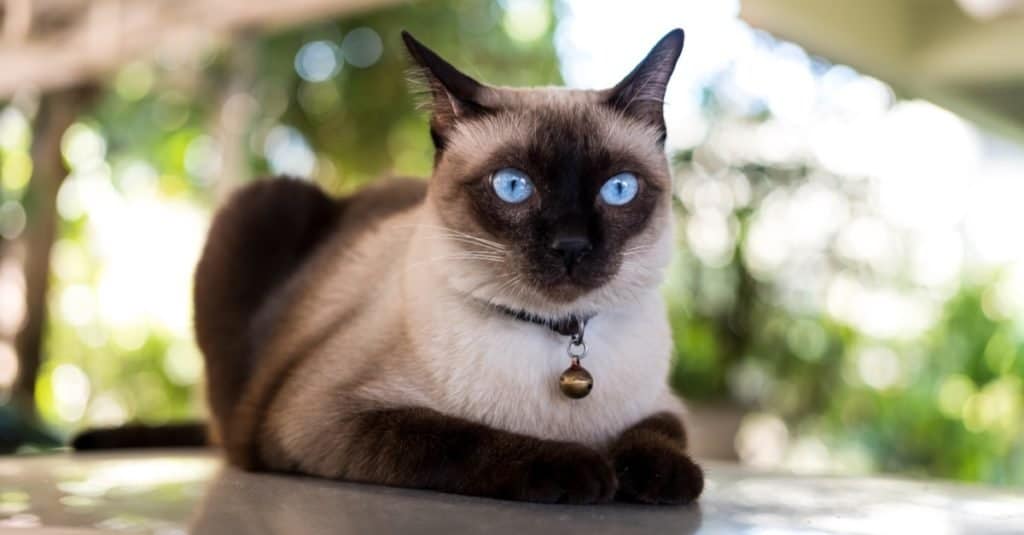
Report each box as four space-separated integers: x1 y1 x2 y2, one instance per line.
527 276 606 304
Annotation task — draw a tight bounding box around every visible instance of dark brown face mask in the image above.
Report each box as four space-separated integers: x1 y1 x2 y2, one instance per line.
402 29 685 305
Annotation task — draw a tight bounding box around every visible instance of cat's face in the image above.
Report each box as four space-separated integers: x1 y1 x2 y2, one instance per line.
405 30 683 314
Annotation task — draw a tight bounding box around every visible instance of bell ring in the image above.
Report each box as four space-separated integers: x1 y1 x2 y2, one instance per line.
559 358 593 399
567 339 587 359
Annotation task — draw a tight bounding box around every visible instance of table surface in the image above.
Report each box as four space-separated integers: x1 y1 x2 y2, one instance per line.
0 450 1021 534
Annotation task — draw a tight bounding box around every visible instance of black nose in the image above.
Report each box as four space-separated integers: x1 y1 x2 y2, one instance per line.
550 235 592 271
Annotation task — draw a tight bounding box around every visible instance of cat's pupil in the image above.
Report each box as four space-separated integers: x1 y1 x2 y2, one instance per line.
600 172 638 206
492 168 533 203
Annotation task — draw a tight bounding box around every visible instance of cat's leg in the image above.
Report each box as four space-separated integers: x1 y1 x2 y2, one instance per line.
610 412 704 504
322 407 617 504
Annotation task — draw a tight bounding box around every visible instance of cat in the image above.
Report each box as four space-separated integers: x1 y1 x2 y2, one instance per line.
189 28 701 505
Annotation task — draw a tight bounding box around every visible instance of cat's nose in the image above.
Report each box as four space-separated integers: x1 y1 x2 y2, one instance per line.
550 235 593 271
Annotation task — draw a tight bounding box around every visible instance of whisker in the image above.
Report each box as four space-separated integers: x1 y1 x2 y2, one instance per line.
404 254 507 270
395 223 505 250
432 235 507 253
621 245 654 256
487 276 521 304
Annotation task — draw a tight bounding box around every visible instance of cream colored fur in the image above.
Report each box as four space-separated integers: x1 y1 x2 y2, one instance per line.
264 200 680 471
401 205 681 447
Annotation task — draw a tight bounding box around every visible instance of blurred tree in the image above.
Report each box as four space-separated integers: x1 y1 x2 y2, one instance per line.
12 85 98 418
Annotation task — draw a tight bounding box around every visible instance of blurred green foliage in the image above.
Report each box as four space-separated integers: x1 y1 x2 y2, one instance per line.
664 91 1024 484
1 0 1022 489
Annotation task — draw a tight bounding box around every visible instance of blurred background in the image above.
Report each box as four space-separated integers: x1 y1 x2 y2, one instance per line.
0 0 1022 487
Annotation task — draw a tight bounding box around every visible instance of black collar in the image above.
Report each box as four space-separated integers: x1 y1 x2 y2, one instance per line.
492 304 592 337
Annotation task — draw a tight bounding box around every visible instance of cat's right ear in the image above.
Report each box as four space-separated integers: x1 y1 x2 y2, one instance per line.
402 31 489 150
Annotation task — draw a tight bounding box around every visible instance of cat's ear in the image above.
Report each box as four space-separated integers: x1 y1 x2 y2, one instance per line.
604 28 685 140
402 31 490 149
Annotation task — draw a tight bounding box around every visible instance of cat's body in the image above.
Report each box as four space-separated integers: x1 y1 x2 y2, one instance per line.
192 30 702 504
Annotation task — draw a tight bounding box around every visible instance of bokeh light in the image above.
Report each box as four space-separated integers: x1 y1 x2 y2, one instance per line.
294 40 342 82
340 28 383 68
263 125 316 177
114 62 156 102
0 202 26 240
502 0 550 43
52 364 90 423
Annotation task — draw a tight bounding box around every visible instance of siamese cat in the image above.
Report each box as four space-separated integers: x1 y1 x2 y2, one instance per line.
190 29 701 505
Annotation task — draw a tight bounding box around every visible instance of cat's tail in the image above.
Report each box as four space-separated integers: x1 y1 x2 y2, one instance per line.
72 422 208 450
193 178 341 427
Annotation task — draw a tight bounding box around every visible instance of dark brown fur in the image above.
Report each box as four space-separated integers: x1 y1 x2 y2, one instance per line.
194 177 426 463
333 407 617 503
72 423 207 450
193 178 341 431
298 406 701 504
611 413 704 504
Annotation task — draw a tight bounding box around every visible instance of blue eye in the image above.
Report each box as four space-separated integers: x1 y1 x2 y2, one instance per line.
600 173 639 206
491 168 534 204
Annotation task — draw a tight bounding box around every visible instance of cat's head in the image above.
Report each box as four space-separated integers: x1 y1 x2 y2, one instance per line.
405 29 684 315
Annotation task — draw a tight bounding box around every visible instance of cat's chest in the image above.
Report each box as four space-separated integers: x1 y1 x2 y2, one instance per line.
416 300 674 447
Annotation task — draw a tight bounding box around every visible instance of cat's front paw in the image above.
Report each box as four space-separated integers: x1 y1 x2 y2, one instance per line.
613 441 703 505
508 442 617 504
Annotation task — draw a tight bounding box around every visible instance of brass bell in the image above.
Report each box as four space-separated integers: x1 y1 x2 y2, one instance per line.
559 359 593 399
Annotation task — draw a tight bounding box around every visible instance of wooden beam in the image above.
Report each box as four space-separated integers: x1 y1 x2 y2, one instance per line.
739 0 919 84
0 0 409 99
915 15 1024 84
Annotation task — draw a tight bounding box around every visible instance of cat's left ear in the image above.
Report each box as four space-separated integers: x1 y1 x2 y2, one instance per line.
402 31 490 150
604 28 685 140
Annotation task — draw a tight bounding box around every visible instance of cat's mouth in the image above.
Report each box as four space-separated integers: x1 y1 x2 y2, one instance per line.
523 257 619 302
